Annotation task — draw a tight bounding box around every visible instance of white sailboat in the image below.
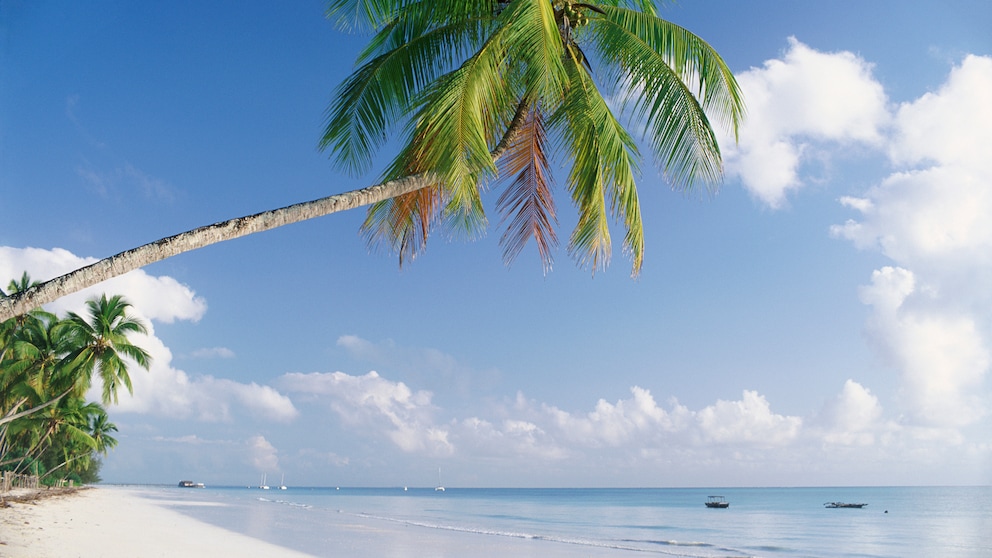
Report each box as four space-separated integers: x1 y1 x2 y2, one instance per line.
260 473 269 490
279 474 287 490
434 467 445 492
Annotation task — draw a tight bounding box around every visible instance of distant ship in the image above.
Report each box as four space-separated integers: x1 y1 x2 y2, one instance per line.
178 480 205 488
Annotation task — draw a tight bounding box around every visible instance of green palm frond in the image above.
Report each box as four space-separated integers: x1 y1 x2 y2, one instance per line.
322 0 743 275
325 0 400 32
500 0 567 105
557 49 642 273
593 7 744 187
321 16 496 175
57 295 150 404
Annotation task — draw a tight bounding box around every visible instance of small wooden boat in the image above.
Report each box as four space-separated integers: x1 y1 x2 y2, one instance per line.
705 495 729 508
824 502 867 508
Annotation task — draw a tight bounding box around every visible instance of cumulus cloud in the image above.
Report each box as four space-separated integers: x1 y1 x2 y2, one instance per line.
456 416 569 460
696 390 803 446
275 367 964 468
723 37 889 208
0 245 299 424
247 435 280 472
831 55 992 429
889 55 992 169
0 245 206 323
833 56 992 277
812 380 886 446
449 387 804 462
261 361 987 484
536 387 688 447
858 268 988 427
279 370 452 455
111 333 299 423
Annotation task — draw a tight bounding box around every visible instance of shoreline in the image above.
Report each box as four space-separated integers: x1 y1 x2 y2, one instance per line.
0 485 629 558
0 486 314 557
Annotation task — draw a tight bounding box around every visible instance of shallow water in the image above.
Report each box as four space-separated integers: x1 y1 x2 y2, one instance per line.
136 485 991 557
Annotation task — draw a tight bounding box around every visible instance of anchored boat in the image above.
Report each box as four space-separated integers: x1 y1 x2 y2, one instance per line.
705 495 729 508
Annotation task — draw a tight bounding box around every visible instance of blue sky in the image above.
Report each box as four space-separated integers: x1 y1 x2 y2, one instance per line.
2 1 990 487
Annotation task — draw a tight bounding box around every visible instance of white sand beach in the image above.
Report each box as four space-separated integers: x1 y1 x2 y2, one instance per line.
0 487 314 557
1 486 629 558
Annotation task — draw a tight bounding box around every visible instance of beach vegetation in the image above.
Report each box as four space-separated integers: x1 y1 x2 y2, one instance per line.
0 274 149 486
0 0 743 320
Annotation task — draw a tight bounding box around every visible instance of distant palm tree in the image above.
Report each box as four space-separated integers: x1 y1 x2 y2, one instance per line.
3 272 42 328
0 0 742 320
6 272 39 295
87 406 118 455
60 294 151 405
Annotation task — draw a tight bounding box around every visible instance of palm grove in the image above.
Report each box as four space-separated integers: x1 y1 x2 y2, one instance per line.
1 0 742 482
1 274 150 485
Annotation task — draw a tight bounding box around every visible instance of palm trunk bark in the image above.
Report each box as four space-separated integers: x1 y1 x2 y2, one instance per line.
0 99 530 322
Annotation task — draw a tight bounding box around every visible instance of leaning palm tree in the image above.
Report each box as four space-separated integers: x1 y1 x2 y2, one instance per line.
59 294 151 405
324 0 742 272
0 0 742 320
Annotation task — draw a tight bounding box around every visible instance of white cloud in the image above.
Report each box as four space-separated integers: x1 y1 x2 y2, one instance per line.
260 362 988 484
858 268 988 427
723 37 889 208
833 166 992 271
890 55 992 169
832 55 992 283
831 56 992 429
0 245 206 323
279 371 452 455
538 386 687 447
455 416 569 460
813 380 886 446
695 390 803 445
1 245 299 424
247 435 280 472
479 387 801 455
112 333 299 423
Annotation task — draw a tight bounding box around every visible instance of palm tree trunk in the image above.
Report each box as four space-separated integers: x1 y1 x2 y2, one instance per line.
0 100 530 322
0 388 73 427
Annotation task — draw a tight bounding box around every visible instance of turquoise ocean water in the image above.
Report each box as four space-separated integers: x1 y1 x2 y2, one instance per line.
137 485 990 557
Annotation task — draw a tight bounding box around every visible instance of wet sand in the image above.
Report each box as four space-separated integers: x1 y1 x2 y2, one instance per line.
0 486 314 557
1 486 631 557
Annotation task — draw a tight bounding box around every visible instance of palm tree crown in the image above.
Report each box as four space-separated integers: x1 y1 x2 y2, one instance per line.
60 294 151 405
322 0 744 274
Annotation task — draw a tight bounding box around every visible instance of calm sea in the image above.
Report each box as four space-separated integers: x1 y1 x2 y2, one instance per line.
134 485 990 557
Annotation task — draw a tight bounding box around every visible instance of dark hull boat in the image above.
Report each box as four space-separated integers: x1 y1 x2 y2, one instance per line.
824 502 867 508
705 496 729 508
